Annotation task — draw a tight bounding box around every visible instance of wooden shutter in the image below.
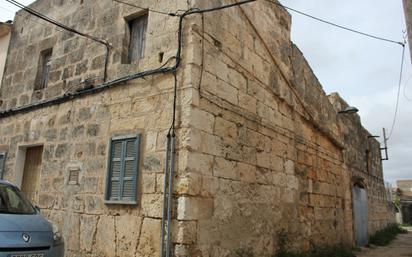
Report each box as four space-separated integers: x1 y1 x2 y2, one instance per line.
41 52 52 88
128 14 148 63
0 153 5 179
106 135 141 203
109 140 123 200
122 139 137 199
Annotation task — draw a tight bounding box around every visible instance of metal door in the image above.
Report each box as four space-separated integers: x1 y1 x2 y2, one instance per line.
353 185 368 246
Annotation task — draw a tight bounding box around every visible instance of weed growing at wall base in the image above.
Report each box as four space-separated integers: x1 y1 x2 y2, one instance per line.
274 245 355 257
369 224 408 246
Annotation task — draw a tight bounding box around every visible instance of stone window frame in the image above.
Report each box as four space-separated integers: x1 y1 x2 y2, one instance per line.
0 152 7 179
122 12 148 64
104 134 141 205
34 48 53 90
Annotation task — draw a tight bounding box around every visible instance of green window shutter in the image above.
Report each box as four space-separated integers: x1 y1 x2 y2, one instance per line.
0 153 6 180
105 135 141 203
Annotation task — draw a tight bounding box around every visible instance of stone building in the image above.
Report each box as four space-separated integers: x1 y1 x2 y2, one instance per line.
0 21 12 88
404 0 412 62
395 180 412 224
0 0 394 256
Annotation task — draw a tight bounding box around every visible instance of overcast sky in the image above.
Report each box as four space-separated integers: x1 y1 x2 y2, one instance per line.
279 0 412 185
0 1 411 185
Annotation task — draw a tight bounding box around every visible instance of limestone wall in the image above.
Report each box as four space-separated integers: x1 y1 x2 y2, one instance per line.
0 0 183 109
179 0 393 256
328 93 394 234
0 0 394 256
0 24 11 87
0 0 194 257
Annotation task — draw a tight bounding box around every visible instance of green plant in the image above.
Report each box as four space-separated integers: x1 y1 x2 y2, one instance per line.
274 243 355 257
235 247 254 257
369 224 408 246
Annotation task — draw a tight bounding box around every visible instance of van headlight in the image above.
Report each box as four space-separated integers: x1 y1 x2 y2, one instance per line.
52 223 63 246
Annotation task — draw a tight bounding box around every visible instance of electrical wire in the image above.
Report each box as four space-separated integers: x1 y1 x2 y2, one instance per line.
5 0 111 81
388 43 406 140
403 73 412 102
112 0 177 17
266 0 405 47
0 4 14 14
5 0 109 45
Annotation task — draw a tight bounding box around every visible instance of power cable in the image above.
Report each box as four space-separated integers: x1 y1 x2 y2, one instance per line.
403 73 412 102
5 0 111 81
388 43 406 140
112 0 177 17
5 0 109 45
266 0 404 47
0 4 14 14
0 3 81 36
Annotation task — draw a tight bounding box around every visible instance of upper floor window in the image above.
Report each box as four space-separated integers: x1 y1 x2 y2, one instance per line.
35 48 53 90
127 14 148 63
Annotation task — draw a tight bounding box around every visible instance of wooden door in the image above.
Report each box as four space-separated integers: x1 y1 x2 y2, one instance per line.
21 146 43 204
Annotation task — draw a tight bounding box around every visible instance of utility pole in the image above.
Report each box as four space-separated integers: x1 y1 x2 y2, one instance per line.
381 128 389 161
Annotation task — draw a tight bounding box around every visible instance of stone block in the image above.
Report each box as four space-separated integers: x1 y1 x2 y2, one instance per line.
256 151 271 169
284 159 295 175
175 173 201 196
200 131 223 156
80 215 98 253
237 162 256 183
141 193 163 218
186 151 214 175
200 175 219 197
116 215 142 257
177 196 214 220
172 220 197 244
213 157 238 180
95 215 116 257
239 91 257 114
214 117 237 141
141 173 156 194
190 107 215 133
62 212 80 251
136 218 161 257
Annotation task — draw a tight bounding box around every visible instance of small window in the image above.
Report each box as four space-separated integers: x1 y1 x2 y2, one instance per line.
35 48 53 90
127 14 148 63
0 153 6 179
105 134 141 204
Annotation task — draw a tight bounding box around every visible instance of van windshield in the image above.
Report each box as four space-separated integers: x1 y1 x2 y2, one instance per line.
0 184 36 215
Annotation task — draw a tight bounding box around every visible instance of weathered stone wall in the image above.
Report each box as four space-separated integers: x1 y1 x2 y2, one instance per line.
0 0 194 257
0 0 394 256
404 0 412 63
0 0 182 109
397 180 412 224
0 22 11 87
177 0 393 256
328 93 395 235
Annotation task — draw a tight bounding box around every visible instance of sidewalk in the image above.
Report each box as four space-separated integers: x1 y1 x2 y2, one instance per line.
356 232 412 257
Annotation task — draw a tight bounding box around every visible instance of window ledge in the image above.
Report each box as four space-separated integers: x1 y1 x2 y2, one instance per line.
104 200 137 205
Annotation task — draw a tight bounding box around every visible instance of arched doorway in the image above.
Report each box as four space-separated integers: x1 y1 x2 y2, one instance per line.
352 180 368 246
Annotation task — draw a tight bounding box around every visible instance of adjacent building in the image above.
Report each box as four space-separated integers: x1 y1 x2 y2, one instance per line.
404 0 412 62
0 21 12 88
0 0 394 256
395 180 412 224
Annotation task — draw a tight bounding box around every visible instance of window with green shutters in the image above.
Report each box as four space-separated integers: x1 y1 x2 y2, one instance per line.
0 153 6 180
105 135 141 204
